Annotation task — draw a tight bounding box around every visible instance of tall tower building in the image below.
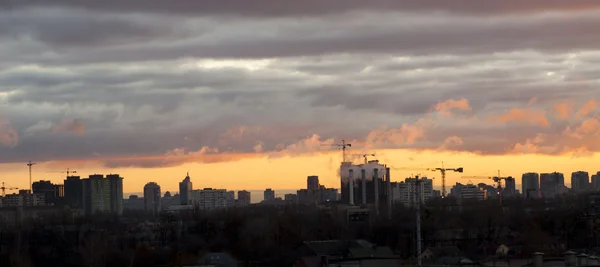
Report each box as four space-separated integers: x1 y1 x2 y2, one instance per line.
307 176 319 191
503 177 517 197
592 172 600 191
107 174 124 215
237 190 251 206
522 173 540 199
82 174 124 216
179 173 193 205
571 171 590 194
540 172 565 198
144 182 161 215
64 176 83 208
264 188 275 201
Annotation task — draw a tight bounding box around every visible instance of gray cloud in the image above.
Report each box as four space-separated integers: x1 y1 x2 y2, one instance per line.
5 0 600 17
0 2 599 167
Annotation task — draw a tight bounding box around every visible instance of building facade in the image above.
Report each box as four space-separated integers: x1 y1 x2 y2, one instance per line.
307 176 319 191
450 183 486 201
339 160 388 205
571 171 590 194
593 172 600 191
144 182 161 215
522 173 540 199
540 172 566 199
64 176 83 208
179 173 193 205
392 177 433 207
192 188 230 210
264 188 275 202
81 174 124 216
237 190 251 206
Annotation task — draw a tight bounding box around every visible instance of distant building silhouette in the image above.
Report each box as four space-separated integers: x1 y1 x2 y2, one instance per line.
144 182 161 215
522 173 540 199
264 188 275 201
192 188 230 210
307 175 319 191
503 177 516 197
540 172 565 198
237 190 251 206
571 171 590 194
64 176 83 208
593 172 600 191
179 172 193 205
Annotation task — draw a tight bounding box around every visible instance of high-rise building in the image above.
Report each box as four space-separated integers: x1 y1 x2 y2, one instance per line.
540 172 565 198
82 174 124 216
144 182 161 215
192 188 230 210
32 180 56 205
64 176 83 208
571 171 590 194
592 172 600 191
179 173 193 205
264 188 275 201
392 177 434 207
307 176 319 191
285 193 298 203
226 191 235 207
340 160 387 205
502 177 516 197
237 190 251 206
106 174 124 215
522 173 540 199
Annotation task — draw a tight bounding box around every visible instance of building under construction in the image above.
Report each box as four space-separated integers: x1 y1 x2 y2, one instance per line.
339 160 392 215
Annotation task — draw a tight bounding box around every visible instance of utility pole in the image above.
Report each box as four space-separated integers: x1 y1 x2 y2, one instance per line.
27 161 36 194
415 175 423 267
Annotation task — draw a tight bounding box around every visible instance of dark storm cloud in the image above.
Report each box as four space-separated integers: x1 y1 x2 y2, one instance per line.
5 0 600 17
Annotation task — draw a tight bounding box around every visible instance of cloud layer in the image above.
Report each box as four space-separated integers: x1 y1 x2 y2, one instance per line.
1 2 599 167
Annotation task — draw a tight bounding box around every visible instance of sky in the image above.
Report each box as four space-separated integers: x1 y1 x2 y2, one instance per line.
0 1 599 195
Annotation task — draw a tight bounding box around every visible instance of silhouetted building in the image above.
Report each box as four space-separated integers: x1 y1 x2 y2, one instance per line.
144 182 161 215
392 177 434 207
450 183 486 202
540 172 565 198
522 173 540 199
307 175 319 191
571 171 590 194
81 174 124 216
32 180 56 205
64 176 83 208
179 172 193 205
593 172 600 191
285 193 298 203
503 177 516 197
237 190 251 206
264 188 275 201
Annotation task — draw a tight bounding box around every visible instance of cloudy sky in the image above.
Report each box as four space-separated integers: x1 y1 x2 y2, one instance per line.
0 1 599 193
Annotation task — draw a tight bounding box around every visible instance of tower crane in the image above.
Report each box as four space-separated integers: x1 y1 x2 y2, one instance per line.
349 153 376 164
0 182 18 197
321 139 352 163
27 160 36 194
391 162 463 197
47 168 78 177
462 170 513 206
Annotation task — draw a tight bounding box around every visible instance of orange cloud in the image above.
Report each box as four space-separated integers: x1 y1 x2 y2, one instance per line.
552 102 572 120
0 118 18 147
366 123 426 149
564 117 600 138
576 99 598 118
432 98 472 117
440 136 464 149
488 108 549 127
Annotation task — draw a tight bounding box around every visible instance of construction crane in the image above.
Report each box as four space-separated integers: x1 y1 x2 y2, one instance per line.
321 139 352 163
391 162 463 198
462 170 513 206
27 160 36 194
433 162 464 198
0 182 18 197
350 153 376 164
47 168 78 177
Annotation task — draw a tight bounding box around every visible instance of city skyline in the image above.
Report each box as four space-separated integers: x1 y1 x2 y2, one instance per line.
1 1 599 193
